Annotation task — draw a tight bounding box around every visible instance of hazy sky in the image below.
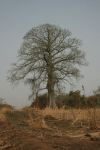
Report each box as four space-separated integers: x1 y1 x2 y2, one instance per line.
0 0 100 109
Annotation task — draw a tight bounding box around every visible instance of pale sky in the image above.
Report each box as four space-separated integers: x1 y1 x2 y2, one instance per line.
0 0 100 109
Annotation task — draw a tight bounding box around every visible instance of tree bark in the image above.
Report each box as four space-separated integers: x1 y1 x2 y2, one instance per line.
47 64 57 109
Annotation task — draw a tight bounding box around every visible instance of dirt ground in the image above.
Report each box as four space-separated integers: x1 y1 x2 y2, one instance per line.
0 106 100 150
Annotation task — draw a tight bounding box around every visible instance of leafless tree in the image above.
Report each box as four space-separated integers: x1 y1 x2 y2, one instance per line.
7 24 88 109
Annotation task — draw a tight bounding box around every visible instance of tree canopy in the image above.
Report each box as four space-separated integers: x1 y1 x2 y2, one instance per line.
7 23 88 109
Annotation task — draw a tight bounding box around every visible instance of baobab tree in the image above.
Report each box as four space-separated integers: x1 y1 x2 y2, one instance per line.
7 24 88 109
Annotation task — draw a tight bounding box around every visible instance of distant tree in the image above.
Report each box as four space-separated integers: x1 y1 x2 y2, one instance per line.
93 86 100 94
31 93 48 110
7 24 88 109
66 90 81 108
55 93 67 109
93 86 100 107
0 98 5 104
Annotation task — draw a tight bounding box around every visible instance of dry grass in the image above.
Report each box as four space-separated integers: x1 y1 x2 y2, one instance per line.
0 101 100 150
1 101 100 134
0 107 13 122
32 105 100 131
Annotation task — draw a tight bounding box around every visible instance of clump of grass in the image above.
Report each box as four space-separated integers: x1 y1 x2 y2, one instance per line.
28 110 54 132
81 86 100 130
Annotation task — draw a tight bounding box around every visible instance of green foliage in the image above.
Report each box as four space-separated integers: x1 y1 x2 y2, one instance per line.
66 90 81 108
55 94 66 109
31 93 48 109
54 90 100 109
86 94 100 108
38 93 48 109
96 94 100 107
31 89 100 110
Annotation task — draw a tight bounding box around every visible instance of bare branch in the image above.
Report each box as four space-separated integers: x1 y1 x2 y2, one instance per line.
7 24 88 108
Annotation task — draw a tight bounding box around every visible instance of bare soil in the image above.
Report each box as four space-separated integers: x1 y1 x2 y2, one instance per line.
0 106 100 150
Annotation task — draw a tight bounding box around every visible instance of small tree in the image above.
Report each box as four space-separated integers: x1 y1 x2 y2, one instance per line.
7 24 88 109
93 86 100 107
66 90 81 108
55 93 67 109
0 98 5 104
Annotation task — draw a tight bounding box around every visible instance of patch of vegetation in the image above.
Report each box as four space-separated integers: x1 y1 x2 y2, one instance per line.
0 103 14 109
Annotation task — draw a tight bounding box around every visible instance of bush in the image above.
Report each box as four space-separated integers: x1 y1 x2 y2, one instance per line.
31 93 48 110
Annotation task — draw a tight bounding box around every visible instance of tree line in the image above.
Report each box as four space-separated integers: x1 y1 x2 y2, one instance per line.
32 89 100 110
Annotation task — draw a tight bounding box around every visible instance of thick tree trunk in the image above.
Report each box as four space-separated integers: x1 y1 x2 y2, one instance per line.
47 89 57 109
50 93 57 109
47 70 57 109
46 43 58 109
